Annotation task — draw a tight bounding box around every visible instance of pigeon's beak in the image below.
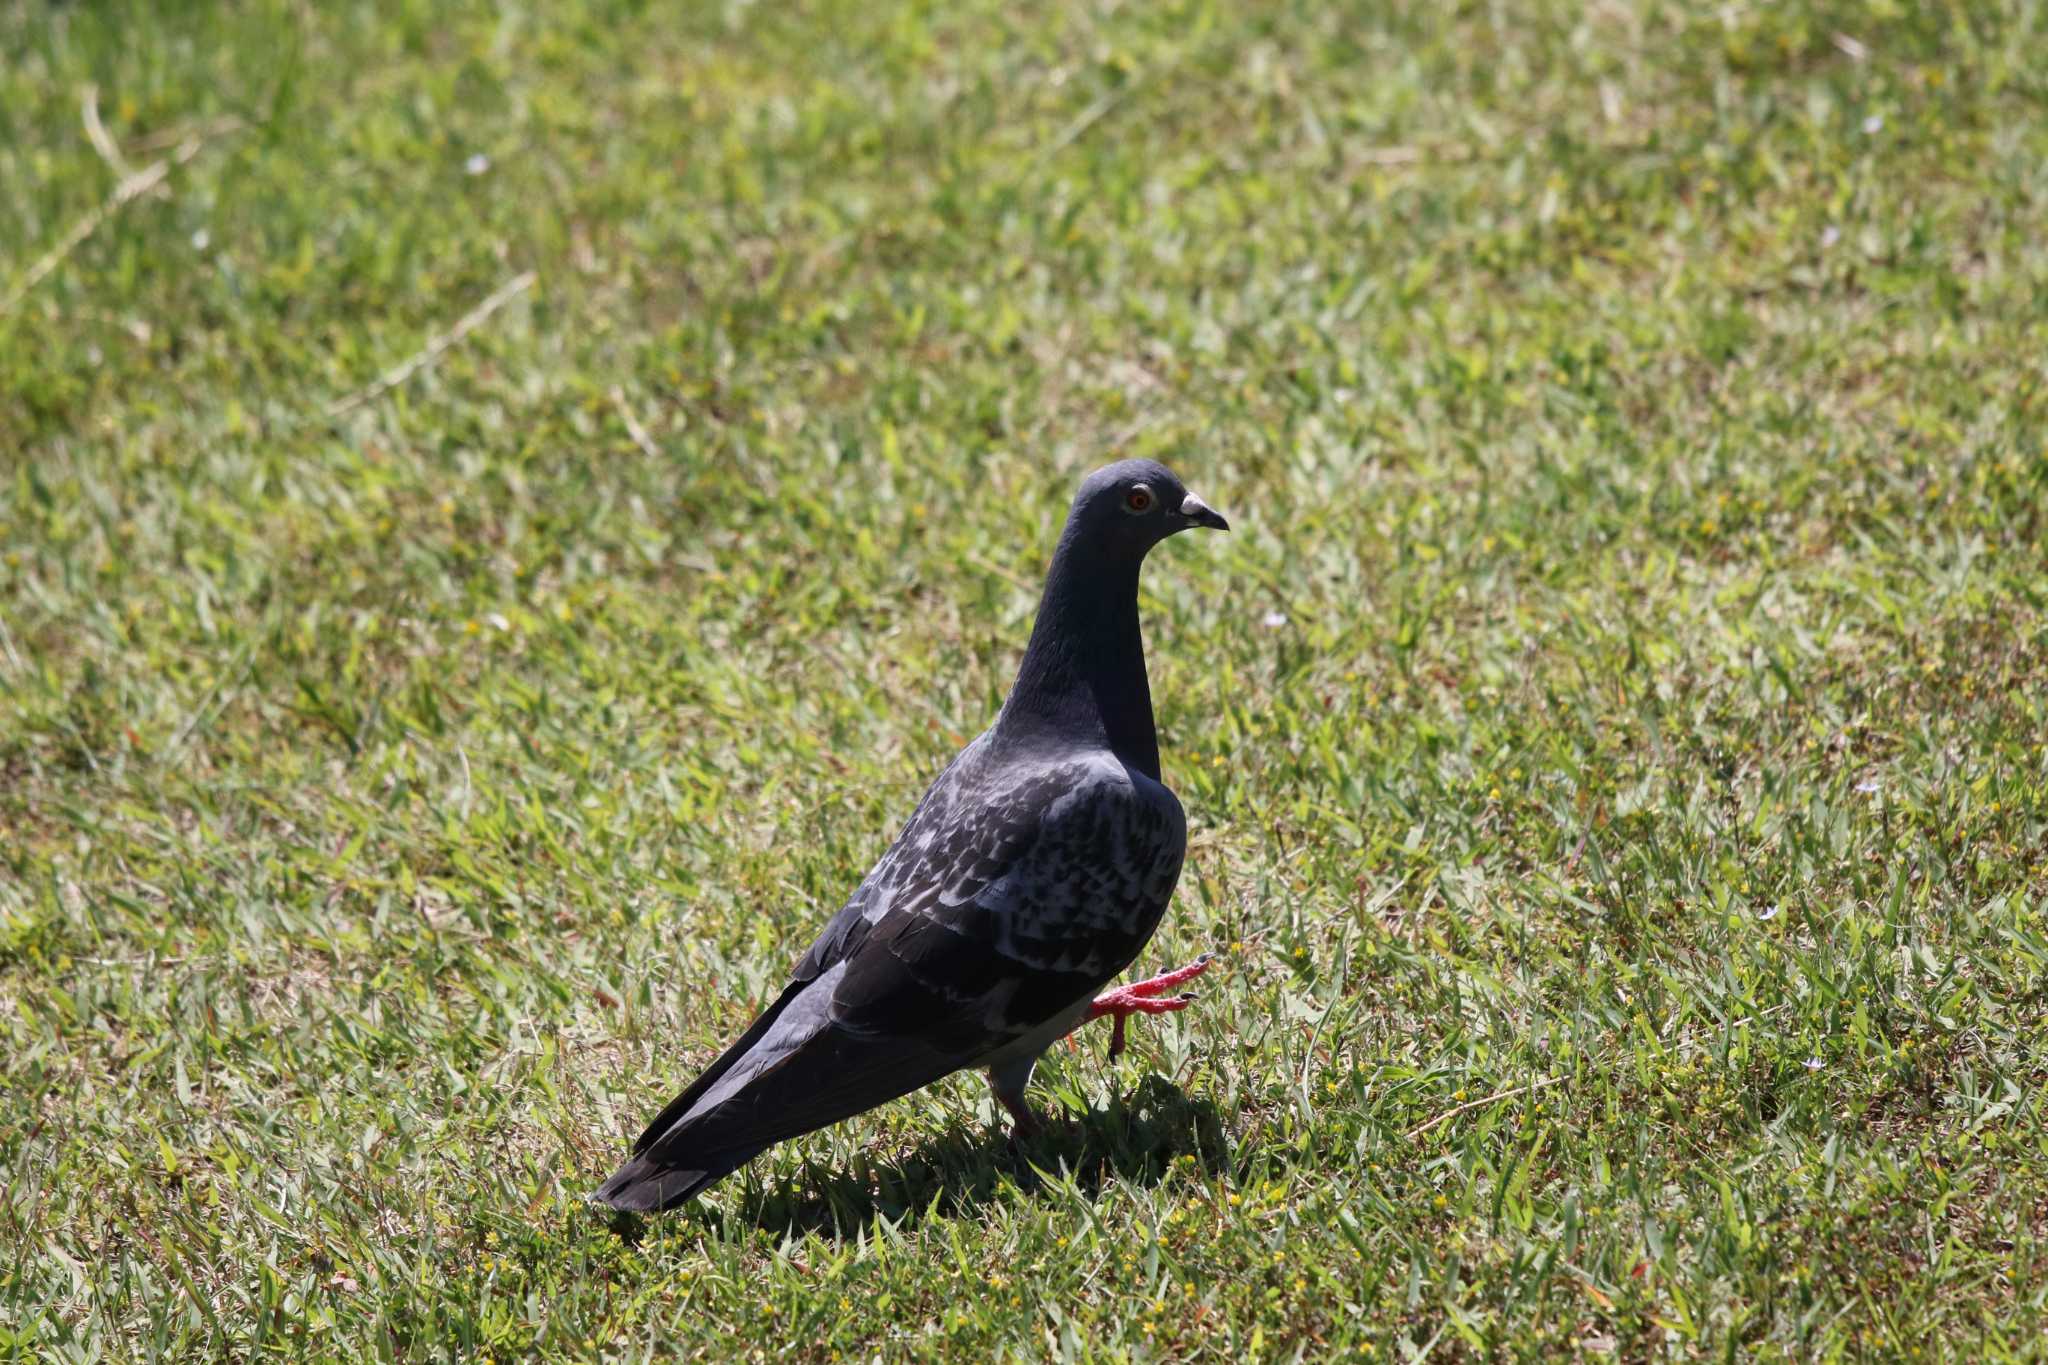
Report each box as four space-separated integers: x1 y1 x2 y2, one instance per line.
1178 490 1229 532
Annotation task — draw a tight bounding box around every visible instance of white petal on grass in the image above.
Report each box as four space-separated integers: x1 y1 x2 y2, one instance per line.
1820 225 1841 250
1261 610 1288 629
1758 904 1781 922
465 153 492 176
1862 114 1884 134
1803 1056 1825 1072
486 612 511 632
1854 779 1880 794
191 228 211 251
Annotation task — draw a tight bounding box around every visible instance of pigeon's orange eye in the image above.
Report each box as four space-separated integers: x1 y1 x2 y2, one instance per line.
1124 486 1154 513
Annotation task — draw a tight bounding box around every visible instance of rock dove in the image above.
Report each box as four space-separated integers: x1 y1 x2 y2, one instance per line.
596 458 1227 1212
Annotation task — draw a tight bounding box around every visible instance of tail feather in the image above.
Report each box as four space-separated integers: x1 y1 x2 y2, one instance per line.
591 981 811 1212
593 965 970 1211
627 981 807 1155
594 1146 761 1213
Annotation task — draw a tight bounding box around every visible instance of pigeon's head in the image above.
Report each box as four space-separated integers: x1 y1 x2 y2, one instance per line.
1067 458 1228 558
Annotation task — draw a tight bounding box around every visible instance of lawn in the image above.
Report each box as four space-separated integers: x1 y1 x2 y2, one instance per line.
4 0 2047 1358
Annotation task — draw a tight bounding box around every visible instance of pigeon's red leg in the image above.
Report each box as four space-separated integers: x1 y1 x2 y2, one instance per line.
1086 954 1213 1061
1109 954 1214 1000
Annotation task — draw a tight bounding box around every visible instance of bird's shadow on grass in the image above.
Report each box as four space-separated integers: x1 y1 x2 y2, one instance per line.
710 1074 1229 1239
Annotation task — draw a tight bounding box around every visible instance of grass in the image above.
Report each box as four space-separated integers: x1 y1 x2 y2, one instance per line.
3 0 2047 1357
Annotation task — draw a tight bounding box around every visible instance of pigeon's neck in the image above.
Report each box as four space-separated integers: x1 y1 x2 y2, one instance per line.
998 534 1159 780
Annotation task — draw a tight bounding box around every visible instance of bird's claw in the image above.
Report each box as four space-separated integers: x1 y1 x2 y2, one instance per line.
1088 954 1214 1061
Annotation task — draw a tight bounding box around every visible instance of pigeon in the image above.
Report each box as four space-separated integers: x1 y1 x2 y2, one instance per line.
596 458 1227 1212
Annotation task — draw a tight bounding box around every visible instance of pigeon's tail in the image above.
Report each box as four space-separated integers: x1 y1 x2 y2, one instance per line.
593 1146 761 1213
592 968 969 1212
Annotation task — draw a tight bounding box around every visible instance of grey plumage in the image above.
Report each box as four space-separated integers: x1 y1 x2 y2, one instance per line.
597 459 1226 1213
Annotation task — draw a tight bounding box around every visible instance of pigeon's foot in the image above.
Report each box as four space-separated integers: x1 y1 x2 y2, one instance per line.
988 1057 1046 1139
1086 954 1213 1061
994 1087 1044 1139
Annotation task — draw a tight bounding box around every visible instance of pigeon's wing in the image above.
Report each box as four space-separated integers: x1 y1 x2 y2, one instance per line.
599 748 1184 1210
818 750 1190 1043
